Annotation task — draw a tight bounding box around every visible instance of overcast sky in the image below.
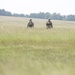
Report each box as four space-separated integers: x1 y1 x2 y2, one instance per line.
0 0 75 15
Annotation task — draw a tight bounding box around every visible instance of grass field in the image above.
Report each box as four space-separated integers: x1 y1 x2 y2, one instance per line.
0 16 75 75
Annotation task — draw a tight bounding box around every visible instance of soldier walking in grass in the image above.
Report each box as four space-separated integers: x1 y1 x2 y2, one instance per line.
46 19 53 29
27 19 34 28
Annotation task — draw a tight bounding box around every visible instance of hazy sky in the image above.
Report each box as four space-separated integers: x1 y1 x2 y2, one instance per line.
0 0 75 15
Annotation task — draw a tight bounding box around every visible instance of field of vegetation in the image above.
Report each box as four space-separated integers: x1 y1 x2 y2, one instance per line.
0 16 75 75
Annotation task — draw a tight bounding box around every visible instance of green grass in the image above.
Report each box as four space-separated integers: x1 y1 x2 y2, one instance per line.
0 16 75 75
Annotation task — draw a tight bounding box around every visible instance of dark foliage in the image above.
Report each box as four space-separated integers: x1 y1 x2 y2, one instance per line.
0 9 75 21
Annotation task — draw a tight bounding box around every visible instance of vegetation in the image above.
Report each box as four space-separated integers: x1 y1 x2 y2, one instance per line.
0 16 75 75
0 9 75 21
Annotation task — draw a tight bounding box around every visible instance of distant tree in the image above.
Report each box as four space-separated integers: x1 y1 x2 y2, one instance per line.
30 13 37 18
0 9 5 15
30 12 45 19
25 14 30 18
19 14 25 17
66 15 75 21
62 15 67 20
30 12 51 19
0 9 12 16
13 13 25 17
52 13 63 20
0 9 75 21
13 13 19 17
44 12 52 19
5 11 12 16
38 12 45 19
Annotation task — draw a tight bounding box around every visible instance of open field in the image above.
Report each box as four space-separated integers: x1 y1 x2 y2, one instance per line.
0 16 75 75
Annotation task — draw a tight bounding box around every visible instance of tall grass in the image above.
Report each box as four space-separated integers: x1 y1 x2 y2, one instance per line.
0 16 75 75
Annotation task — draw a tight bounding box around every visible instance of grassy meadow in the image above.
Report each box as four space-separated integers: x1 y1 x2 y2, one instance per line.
0 16 75 75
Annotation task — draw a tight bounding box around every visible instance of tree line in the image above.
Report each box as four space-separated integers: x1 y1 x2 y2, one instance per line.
0 9 75 21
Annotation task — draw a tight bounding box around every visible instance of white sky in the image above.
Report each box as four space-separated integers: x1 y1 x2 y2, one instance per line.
0 0 75 15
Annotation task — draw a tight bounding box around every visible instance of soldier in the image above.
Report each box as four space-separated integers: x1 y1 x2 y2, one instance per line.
27 19 34 28
46 19 53 29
